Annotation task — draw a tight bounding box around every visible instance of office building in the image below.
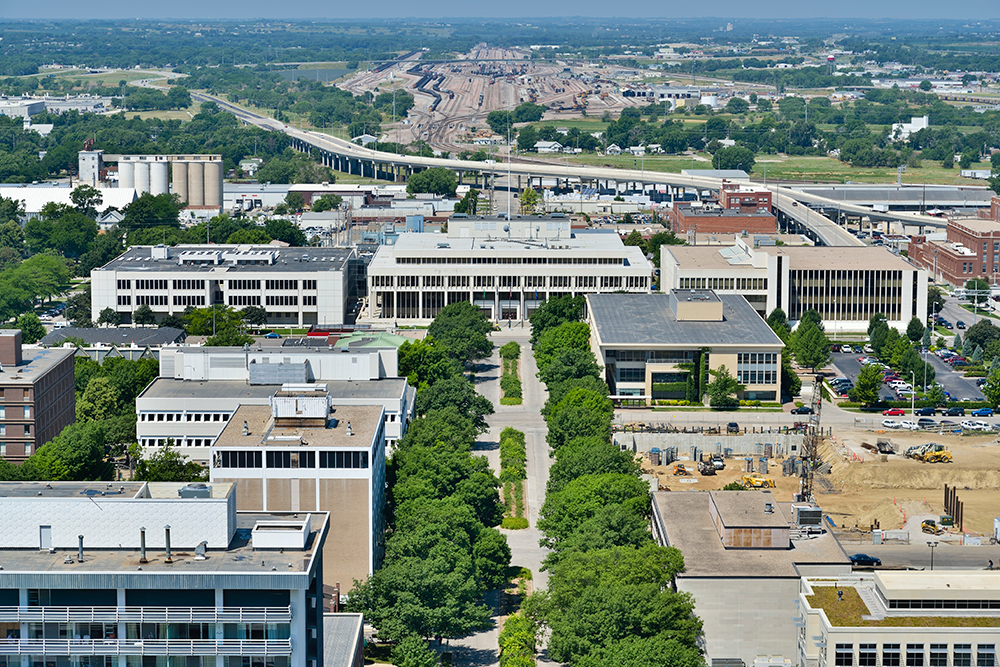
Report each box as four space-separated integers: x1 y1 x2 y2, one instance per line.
0 480 331 667
668 201 777 235
91 244 362 327
0 330 76 463
909 217 1000 286
137 346 413 461
799 571 1000 667
652 490 851 667
210 387 387 595
660 237 928 331
719 182 774 213
586 291 785 404
365 215 652 323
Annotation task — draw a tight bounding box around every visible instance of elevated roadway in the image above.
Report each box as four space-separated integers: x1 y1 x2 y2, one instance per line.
193 92 953 243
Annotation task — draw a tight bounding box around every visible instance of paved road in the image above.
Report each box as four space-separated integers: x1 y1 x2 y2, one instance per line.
846 543 1000 571
830 352 985 405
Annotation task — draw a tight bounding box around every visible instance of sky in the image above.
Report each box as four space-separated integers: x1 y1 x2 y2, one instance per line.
1 0 996 20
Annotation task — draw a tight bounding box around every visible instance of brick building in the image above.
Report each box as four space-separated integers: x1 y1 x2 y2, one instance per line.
718 182 773 213
668 201 777 235
909 217 1000 286
0 329 76 462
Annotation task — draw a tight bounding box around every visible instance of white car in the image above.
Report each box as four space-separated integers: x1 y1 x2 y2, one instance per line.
841 346 853 353
899 420 920 431
882 419 901 429
863 344 874 353
972 421 993 431
960 420 980 431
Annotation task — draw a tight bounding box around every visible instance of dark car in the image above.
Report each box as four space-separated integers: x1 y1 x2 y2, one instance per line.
263 332 282 339
791 406 814 415
952 360 971 367
943 321 954 330
957 321 966 329
727 422 740 434
917 418 937 428
943 407 966 417
914 407 936 416
849 553 882 567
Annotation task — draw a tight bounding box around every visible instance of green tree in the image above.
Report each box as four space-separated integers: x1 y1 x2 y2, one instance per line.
966 278 990 304
517 125 539 152
919 80 933 91
711 145 755 172
415 375 494 433
766 308 790 342
953 332 962 351
398 336 461 389
546 388 613 450
983 367 1000 407
529 295 585 345
263 219 307 246
121 193 183 231
725 97 749 114
927 383 947 407
472 526 512 590
537 347 602 387
427 301 493 364
407 167 458 197
922 326 932 349
519 188 541 214
547 436 641 495
132 304 156 325
240 305 268 326
706 364 745 408
311 194 342 212
15 313 45 344
98 307 120 327
792 320 831 371
134 442 208 482
537 473 651 548
205 326 255 347
390 635 439 667
0 220 24 251
906 316 925 343
25 421 111 481
927 286 945 316
226 228 271 244
965 320 1000 351
284 191 306 213
70 184 103 219
850 363 884 406
76 376 120 423
534 321 592 373
453 188 480 215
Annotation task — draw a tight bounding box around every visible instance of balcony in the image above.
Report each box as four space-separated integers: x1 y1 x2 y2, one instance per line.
0 606 292 624
0 638 292 656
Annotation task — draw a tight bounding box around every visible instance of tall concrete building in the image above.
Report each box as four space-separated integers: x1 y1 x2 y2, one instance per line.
211 387 387 596
91 245 362 327
0 330 76 463
0 480 332 667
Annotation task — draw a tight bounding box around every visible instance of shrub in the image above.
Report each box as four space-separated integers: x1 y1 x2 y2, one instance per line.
501 517 529 530
499 341 521 361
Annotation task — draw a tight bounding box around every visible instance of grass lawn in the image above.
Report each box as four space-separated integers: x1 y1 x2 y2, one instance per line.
959 304 1000 320
808 586 1000 627
124 109 194 122
754 155 986 186
562 153 709 172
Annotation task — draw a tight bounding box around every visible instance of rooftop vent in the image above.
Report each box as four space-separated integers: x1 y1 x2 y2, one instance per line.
252 517 312 551
178 483 211 499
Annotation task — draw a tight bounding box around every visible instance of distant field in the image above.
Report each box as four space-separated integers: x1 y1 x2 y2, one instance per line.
123 109 193 121
754 155 992 185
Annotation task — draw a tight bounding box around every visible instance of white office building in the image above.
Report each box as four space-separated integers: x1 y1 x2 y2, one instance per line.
0 480 329 667
91 245 363 327
660 237 928 332
364 214 653 323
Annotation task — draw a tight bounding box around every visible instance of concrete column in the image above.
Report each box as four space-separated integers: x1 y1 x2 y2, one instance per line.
134 161 150 194
187 162 205 207
116 588 126 666
205 162 223 208
215 589 225 667
119 161 135 190
149 161 169 196
172 161 188 203
290 588 307 667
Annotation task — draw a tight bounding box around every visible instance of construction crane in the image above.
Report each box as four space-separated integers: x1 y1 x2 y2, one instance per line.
796 374 823 503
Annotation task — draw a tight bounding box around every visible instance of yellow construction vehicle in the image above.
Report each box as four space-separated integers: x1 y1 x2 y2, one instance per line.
742 473 776 489
673 464 691 476
922 519 944 535
916 444 952 463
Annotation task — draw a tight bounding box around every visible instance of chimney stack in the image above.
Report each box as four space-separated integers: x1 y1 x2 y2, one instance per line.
78 535 84 563
139 526 148 563
164 525 173 563
0 330 22 368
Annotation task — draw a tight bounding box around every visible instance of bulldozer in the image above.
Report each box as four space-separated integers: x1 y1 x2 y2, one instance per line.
916 444 952 463
922 518 944 535
697 461 717 476
741 473 776 489
673 464 691 476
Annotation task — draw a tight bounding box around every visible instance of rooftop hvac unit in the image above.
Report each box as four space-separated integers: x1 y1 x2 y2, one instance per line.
178 483 211 499
794 505 823 527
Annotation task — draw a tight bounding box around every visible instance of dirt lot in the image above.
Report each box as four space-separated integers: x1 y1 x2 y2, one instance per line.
640 429 1000 536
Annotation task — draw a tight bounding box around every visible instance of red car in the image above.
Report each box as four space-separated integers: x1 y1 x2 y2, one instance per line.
882 408 905 416
883 376 901 383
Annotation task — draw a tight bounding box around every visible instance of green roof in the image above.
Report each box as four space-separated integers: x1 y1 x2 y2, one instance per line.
332 332 411 349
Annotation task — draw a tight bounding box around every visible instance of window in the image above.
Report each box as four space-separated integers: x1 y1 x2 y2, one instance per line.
217 451 263 468
303 280 317 290
737 353 778 385
836 645 854 667
318 450 369 469
118 295 131 306
978 646 995 667
956 646 972 667
172 280 206 290
860 645 877 667
23 406 30 419
135 280 168 290
265 280 299 290
303 296 317 306
908 644 925 667
117 279 131 290
229 295 261 306
229 280 262 290
931 645 948 667
173 295 206 306
136 295 168 306
618 367 645 383
265 295 298 306
884 645 901 667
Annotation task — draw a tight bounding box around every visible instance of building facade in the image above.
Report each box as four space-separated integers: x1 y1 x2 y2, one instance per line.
586 292 786 404
661 238 928 332
668 202 778 235
0 480 329 667
210 390 387 595
0 330 75 463
365 215 652 323
91 245 362 327
800 571 1000 667
909 217 1000 286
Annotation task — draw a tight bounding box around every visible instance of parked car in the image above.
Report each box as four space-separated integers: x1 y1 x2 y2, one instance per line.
917 418 937 428
952 360 971 367
939 420 958 428
899 420 919 430
957 321 966 329
831 344 841 353
264 332 282 339
863 344 874 353
882 419 901 429
960 420 979 430
973 421 993 431
977 378 988 387
972 408 994 417
841 345 853 353
943 407 966 417
882 408 905 416
791 406 814 415
727 422 740 434
850 553 882 567
914 407 937 416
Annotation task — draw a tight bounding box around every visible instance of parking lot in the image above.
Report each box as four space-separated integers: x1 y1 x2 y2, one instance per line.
831 350 985 404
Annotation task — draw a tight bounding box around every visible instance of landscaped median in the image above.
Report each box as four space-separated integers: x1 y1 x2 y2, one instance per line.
499 427 528 529
499 341 522 405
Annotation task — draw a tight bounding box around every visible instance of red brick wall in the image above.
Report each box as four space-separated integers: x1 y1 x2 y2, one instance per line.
719 188 773 213
669 204 776 234
909 237 979 287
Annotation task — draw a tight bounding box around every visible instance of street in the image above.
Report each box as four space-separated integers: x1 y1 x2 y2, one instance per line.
849 543 999 571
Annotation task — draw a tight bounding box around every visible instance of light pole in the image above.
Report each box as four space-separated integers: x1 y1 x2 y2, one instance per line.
927 540 939 571
910 371 916 415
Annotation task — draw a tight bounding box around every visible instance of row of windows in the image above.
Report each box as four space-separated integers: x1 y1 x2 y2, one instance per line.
141 438 214 447
618 367 645 383
215 449 371 469
396 256 625 265
608 350 695 363
174 295 206 306
302 280 317 290
626 276 648 288
303 296 317 306
264 280 298 290
265 295 298 306
136 295 168 306
375 274 636 289
888 598 1000 610
118 296 131 306
117 280 131 290
834 643 993 667
140 412 230 423
737 353 778 386
136 280 168 290
229 295 262 306
229 280 261 290
680 277 767 291
172 280 205 290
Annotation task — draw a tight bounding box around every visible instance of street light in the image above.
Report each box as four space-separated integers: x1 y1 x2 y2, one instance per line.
927 540 939 571
910 370 916 416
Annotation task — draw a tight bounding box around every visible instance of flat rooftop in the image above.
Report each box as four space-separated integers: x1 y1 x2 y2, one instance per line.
41 326 185 347
665 243 917 272
140 378 407 402
0 481 234 500
215 404 383 449
653 492 849 578
97 245 355 274
711 490 789 528
0 347 74 385
0 512 326 576
588 293 783 348
877 570 1000 597
949 217 1000 234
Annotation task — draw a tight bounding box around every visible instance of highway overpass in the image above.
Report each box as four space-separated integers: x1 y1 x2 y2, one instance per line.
193 92 955 243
